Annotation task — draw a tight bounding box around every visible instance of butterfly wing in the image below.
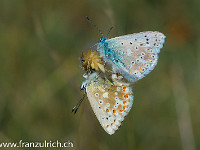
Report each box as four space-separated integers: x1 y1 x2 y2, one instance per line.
97 31 166 82
85 73 134 135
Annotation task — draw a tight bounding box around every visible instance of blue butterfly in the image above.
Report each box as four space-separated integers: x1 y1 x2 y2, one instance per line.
72 17 166 135
86 17 166 82
97 31 166 82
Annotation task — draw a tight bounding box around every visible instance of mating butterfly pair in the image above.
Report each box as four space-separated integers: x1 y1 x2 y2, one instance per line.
72 18 166 135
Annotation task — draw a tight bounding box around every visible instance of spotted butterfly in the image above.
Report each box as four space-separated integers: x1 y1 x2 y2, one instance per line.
81 72 133 135
97 31 166 82
72 17 166 135
73 49 133 134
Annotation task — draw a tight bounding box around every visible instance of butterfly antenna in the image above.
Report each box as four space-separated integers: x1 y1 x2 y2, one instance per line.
72 92 86 114
85 16 104 37
107 26 113 36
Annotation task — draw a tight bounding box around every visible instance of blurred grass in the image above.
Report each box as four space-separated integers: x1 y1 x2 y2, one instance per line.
0 0 199 150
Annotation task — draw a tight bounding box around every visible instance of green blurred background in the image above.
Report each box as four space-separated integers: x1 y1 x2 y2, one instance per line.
0 0 199 149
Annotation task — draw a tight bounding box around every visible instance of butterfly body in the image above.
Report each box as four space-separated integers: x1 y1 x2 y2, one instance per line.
97 31 166 82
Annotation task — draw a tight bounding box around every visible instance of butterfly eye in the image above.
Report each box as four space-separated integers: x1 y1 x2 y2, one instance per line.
134 38 137 41
121 42 124 45
140 56 143 59
115 97 119 100
141 52 145 56
136 59 140 63
135 46 139 50
80 81 87 90
131 61 135 64
130 42 132 45
99 37 106 42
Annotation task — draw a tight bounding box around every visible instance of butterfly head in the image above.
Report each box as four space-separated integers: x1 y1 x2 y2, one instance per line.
99 37 107 43
80 80 87 91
